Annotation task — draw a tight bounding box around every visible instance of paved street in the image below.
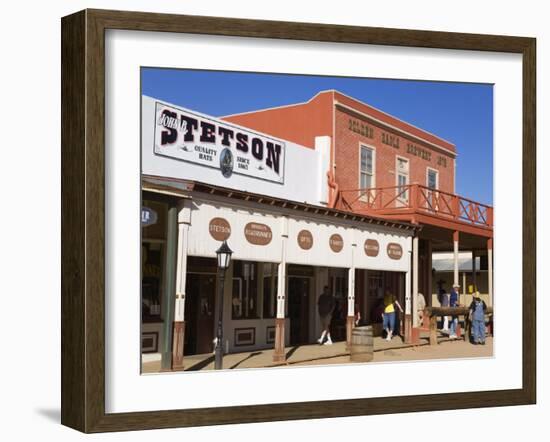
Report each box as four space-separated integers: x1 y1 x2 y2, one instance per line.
142 333 493 373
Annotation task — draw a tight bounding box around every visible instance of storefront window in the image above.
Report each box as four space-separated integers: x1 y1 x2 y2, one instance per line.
142 241 164 321
141 199 167 322
232 261 260 319
263 263 278 318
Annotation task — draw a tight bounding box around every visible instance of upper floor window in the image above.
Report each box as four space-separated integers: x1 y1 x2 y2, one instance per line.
427 168 438 189
396 157 409 203
360 145 375 189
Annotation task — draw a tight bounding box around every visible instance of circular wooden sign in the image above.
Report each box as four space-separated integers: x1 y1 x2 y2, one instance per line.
387 243 403 260
364 239 380 257
329 234 344 253
297 229 314 250
209 217 231 241
244 222 273 245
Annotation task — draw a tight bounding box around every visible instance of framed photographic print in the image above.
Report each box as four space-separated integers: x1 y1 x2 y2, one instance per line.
61 9 536 433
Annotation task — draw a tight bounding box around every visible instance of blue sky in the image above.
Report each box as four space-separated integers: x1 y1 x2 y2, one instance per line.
142 68 493 205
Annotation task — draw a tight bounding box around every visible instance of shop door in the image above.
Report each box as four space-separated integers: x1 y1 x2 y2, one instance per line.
185 273 216 355
288 277 311 345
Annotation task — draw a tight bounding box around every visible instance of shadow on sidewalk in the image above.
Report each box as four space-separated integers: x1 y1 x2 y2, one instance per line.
230 351 263 369
285 346 300 360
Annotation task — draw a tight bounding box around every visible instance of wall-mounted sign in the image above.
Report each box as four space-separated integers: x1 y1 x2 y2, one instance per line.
406 142 432 162
154 102 285 183
209 217 231 241
382 132 400 149
244 222 273 246
141 207 158 226
364 239 380 257
387 243 403 260
297 230 314 250
348 118 374 139
329 234 344 253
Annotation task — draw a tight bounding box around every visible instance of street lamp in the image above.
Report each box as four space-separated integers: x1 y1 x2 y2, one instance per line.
214 240 233 369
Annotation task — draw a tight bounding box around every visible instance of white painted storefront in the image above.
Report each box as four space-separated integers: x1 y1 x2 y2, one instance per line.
141 96 414 359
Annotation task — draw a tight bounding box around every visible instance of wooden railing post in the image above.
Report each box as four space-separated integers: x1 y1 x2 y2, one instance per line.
411 184 418 211
487 206 494 227
453 195 460 220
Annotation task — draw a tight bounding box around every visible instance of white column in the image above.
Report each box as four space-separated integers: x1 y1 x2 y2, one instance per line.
276 217 289 319
171 201 191 370
412 235 419 327
174 224 189 322
453 231 459 287
347 238 356 317
175 203 191 322
273 217 288 362
406 237 412 316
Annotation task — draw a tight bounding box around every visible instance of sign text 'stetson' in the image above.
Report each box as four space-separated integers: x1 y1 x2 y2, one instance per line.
154 102 285 183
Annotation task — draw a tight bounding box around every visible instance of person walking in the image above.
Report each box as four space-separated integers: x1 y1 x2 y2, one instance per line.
438 287 450 331
449 284 460 339
416 292 426 327
469 291 487 345
317 285 335 345
382 291 403 341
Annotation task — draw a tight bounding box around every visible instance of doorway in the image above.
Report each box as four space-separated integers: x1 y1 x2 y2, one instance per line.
288 276 311 345
185 273 216 355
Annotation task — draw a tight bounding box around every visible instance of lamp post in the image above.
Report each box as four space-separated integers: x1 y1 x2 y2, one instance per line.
215 240 233 370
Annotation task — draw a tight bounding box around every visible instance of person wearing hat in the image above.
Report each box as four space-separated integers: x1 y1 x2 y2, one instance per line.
449 283 461 339
469 291 487 345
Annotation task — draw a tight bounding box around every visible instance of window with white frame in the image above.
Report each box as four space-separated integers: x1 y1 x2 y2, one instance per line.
427 168 438 189
396 157 409 202
360 145 374 189
426 168 439 211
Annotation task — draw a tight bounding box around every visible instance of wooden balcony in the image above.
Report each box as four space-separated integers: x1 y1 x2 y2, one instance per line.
337 184 493 237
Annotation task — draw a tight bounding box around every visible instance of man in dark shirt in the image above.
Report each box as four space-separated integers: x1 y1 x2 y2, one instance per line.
317 285 335 345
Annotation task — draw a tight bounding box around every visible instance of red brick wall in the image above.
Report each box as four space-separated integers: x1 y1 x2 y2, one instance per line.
334 107 455 210
222 91 334 149
335 92 456 154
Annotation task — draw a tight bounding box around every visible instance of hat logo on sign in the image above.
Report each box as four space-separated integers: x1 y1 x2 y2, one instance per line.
220 148 234 178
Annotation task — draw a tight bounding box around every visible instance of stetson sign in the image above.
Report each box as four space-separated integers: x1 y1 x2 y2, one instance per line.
154 102 285 183
209 217 231 241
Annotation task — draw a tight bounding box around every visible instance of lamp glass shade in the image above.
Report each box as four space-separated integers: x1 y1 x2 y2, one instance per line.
216 240 233 270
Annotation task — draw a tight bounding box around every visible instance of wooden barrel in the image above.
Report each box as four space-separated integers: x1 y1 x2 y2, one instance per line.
350 326 374 362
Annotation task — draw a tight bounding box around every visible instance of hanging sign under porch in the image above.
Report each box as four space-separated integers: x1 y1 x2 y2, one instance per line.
387 243 403 260
364 239 380 257
153 102 286 184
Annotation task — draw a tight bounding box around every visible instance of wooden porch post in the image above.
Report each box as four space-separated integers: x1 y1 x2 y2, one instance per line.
412 235 419 328
273 217 288 363
453 230 460 288
403 236 413 343
472 249 477 291
171 201 191 371
346 266 355 351
160 204 178 371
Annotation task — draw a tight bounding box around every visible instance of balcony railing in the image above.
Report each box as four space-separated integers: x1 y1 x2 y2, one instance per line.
338 184 493 229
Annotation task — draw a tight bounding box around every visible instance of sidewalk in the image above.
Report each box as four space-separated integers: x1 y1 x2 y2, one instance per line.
142 330 492 373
